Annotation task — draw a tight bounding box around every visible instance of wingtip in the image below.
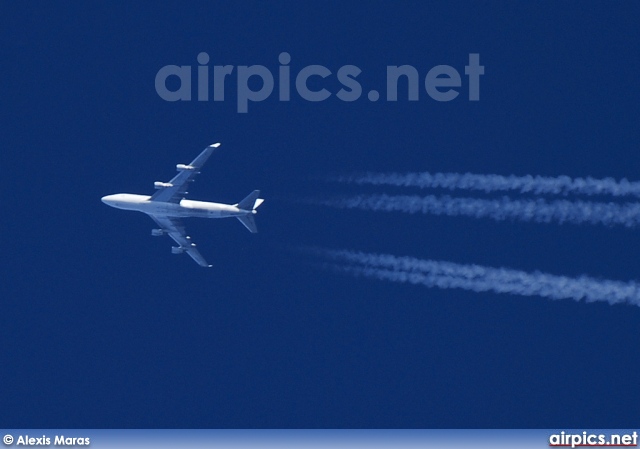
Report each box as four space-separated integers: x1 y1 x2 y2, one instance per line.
209 143 221 148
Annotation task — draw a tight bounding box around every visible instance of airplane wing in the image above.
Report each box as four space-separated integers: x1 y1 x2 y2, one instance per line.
149 215 212 268
150 143 221 204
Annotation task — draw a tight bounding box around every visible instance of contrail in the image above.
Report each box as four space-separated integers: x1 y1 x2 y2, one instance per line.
329 172 640 198
311 194 640 228
312 248 640 306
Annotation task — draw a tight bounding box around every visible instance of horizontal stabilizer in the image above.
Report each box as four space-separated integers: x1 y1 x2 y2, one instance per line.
237 214 258 233
238 190 261 211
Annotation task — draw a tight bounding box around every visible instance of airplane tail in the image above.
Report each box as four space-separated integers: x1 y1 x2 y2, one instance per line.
237 214 258 233
236 190 264 233
238 190 263 211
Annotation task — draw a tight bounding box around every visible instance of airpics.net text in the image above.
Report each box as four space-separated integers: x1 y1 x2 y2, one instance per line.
154 52 484 113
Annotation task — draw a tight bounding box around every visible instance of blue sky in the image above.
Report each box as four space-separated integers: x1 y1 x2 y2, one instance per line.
3 1 640 427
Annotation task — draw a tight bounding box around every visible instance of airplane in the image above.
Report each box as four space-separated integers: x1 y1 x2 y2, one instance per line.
101 143 263 267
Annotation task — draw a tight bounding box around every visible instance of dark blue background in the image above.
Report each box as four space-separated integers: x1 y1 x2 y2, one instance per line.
3 1 639 427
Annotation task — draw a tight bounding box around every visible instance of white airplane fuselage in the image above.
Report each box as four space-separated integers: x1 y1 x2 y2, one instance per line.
101 193 256 219
101 142 263 266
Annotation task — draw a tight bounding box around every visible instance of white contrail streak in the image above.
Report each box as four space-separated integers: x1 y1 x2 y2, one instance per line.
313 249 640 306
329 172 640 198
311 194 640 228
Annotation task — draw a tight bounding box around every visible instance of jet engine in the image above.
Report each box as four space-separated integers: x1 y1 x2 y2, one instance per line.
151 229 167 236
171 246 186 254
176 164 195 171
154 181 173 189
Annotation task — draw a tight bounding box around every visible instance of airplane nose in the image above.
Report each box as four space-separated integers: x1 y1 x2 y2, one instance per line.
101 195 115 206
